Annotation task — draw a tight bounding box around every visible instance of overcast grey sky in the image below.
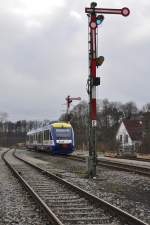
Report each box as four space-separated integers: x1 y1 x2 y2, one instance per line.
0 0 150 121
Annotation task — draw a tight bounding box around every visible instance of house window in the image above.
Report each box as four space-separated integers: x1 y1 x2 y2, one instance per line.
125 135 128 143
119 135 122 142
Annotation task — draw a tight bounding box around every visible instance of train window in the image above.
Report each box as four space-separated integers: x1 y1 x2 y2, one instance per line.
44 130 50 140
29 135 33 143
50 132 52 140
55 128 71 138
37 132 41 143
33 134 36 141
37 133 39 143
39 132 43 143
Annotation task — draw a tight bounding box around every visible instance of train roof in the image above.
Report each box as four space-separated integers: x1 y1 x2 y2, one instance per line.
27 121 72 135
52 122 71 128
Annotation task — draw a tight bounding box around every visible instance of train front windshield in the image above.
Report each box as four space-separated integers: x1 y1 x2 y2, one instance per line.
55 128 72 139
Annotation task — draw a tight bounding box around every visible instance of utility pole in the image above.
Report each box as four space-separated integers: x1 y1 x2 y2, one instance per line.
85 2 130 178
65 96 81 122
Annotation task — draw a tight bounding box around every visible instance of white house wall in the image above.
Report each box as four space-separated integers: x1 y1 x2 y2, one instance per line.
116 122 133 146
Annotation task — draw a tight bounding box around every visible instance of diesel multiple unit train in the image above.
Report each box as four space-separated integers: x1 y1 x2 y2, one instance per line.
26 122 75 155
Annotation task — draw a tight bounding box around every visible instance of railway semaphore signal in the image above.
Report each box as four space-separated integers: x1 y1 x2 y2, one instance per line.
85 2 130 178
65 96 81 122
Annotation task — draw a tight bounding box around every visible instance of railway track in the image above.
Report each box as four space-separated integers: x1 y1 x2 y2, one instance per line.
0 149 51 225
68 155 150 177
105 155 150 163
2 149 148 225
97 158 150 176
127 157 150 163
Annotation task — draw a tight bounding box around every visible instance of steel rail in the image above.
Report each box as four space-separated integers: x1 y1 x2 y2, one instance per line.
68 155 150 177
13 150 148 225
97 159 150 176
2 150 64 225
128 157 150 163
105 155 150 163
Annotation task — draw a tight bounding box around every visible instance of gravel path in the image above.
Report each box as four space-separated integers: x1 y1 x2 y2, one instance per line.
16 149 150 224
0 148 52 225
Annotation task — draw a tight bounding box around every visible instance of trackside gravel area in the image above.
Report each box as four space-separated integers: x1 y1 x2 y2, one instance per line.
0 148 51 225
16 148 150 224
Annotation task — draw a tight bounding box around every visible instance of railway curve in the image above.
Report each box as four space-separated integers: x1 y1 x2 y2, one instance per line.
2 149 149 225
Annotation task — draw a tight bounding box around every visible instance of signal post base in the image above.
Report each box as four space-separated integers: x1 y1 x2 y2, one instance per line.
87 155 97 178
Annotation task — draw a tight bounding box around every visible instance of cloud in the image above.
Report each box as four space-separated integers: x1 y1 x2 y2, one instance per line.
70 10 82 21
8 0 66 16
0 0 150 121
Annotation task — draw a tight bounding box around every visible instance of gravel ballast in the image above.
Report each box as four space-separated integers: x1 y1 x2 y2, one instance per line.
16 148 150 224
0 149 52 225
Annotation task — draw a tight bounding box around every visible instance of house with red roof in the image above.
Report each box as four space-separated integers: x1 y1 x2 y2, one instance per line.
116 119 143 156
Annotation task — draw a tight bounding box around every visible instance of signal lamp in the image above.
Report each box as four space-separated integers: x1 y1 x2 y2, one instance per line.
96 56 105 67
66 95 72 108
96 15 104 25
92 77 100 86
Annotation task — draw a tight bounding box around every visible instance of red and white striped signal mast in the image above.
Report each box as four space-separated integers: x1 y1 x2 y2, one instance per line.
65 95 81 122
85 2 130 178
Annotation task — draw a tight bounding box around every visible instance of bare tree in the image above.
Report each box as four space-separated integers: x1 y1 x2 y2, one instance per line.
143 103 150 112
120 101 138 119
0 112 8 122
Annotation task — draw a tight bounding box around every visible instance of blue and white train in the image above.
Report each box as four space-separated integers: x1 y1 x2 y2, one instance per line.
26 122 75 155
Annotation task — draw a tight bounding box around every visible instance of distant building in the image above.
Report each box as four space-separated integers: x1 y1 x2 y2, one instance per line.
116 119 143 156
